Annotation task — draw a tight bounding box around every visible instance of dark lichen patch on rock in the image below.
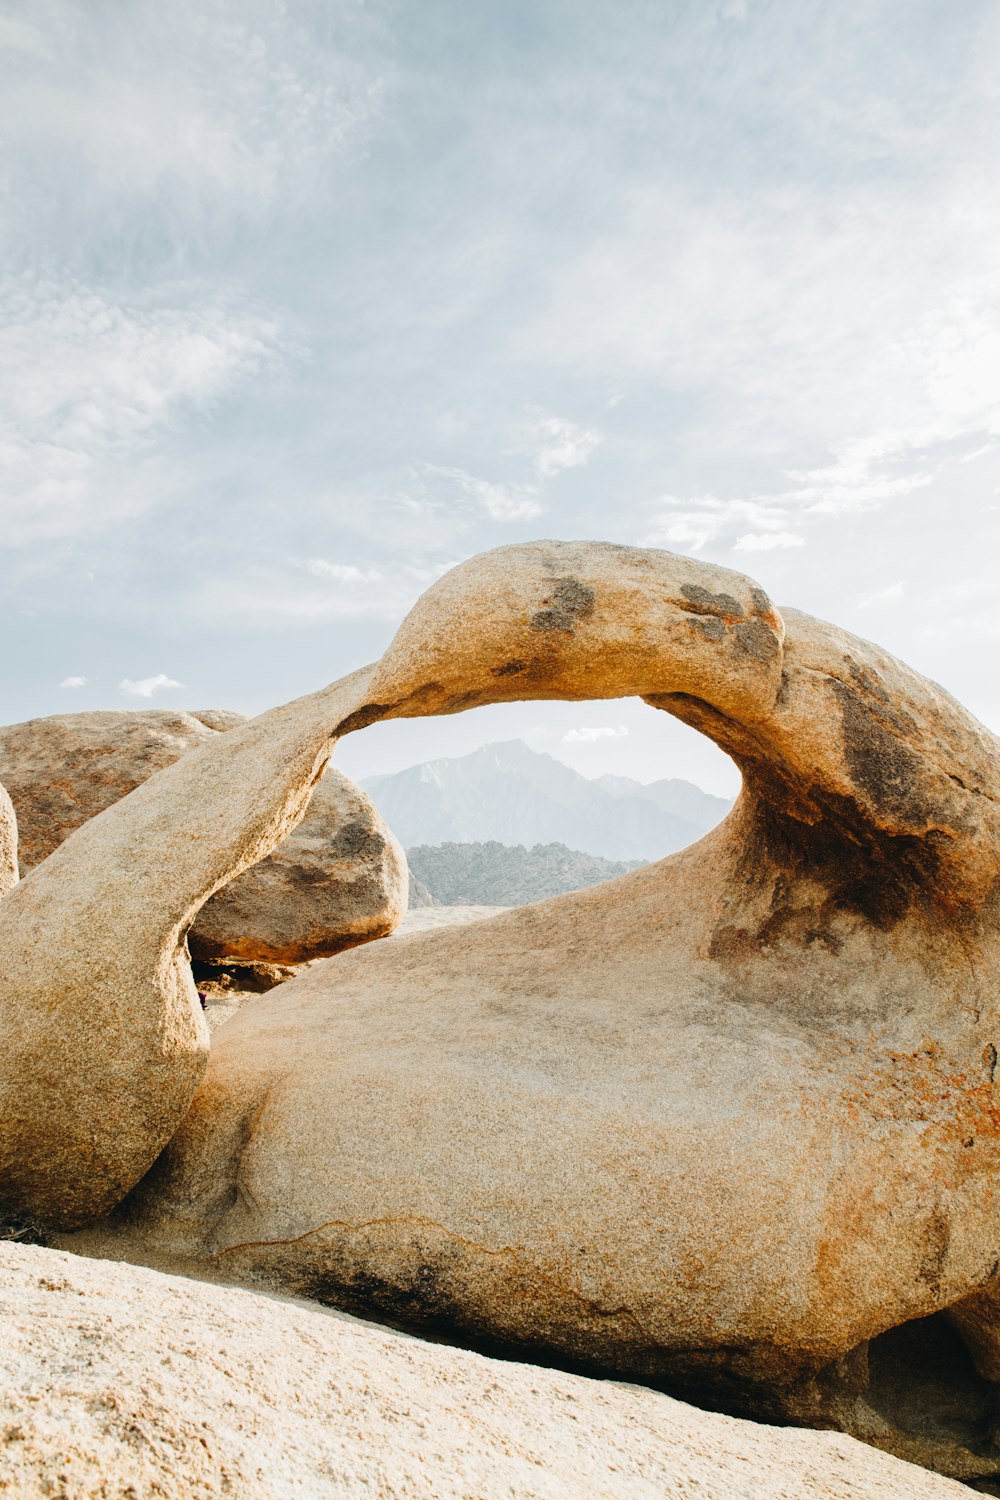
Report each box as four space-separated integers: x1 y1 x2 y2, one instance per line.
492 659 528 677
679 584 743 620
531 577 596 634
531 614 567 633
704 766 941 937
845 659 919 735
733 621 780 662
832 679 932 827
688 617 727 641
751 587 774 618
335 702 396 736
329 820 379 860
982 875 1000 931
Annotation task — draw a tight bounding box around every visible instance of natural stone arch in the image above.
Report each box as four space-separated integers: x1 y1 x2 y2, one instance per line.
0 543 788 1232
27 539 995 1484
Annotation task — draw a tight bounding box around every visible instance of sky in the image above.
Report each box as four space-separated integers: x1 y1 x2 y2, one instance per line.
3 0 1000 798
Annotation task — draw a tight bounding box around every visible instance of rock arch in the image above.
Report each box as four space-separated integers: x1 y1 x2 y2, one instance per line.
5 541 1000 1483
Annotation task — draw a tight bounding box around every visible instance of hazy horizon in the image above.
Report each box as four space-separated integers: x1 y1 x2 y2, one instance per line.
358 733 735 798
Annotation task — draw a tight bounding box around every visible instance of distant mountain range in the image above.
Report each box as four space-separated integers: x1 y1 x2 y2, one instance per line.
362 740 732 864
407 841 645 907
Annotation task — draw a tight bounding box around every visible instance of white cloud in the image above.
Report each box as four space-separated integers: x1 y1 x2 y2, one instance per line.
562 725 629 743
960 443 997 464
2 3 387 227
307 560 383 585
0 274 284 544
119 673 183 698
733 531 805 552
417 464 543 522
645 494 801 553
59 675 87 688
645 447 936 557
511 411 603 478
645 499 727 552
514 62 1000 517
776 443 935 518
188 554 460 628
0 1 384 550
857 581 905 610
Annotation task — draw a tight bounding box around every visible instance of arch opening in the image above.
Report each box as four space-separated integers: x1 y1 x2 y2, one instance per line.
336 697 738 915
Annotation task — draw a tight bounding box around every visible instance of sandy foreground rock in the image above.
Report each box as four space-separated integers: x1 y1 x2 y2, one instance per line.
0 782 16 897
0 1240 968 1500
95 542 1000 1486
0 707 406 965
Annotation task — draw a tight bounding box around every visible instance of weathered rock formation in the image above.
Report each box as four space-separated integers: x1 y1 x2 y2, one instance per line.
0 709 239 871
189 767 405 964
0 708 406 964
0 669 384 1229
94 542 1000 1487
0 1240 967 1499
0 783 16 898
5 541 1000 1487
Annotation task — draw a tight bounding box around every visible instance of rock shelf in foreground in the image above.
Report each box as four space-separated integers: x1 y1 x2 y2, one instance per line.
0 1241 967 1500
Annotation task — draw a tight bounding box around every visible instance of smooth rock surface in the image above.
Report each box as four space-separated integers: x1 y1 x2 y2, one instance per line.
0 708 406 964
0 1240 967 1500
110 542 1000 1486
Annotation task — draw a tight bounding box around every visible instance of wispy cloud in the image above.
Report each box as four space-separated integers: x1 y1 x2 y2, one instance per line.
515 32 1000 519
644 441 939 557
0 274 283 544
511 410 603 478
0 2 385 553
416 464 544 522
307 560 383 585
2 2 389 246
189 556 459 627
119 673 183 698
734 532 805 552
562 725 629 743
857 581 905 610
59 675 87 688
645 495 800 553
